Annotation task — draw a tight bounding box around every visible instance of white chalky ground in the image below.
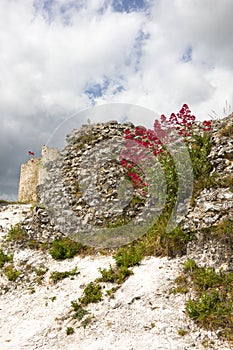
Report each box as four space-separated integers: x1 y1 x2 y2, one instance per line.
0 204 231 350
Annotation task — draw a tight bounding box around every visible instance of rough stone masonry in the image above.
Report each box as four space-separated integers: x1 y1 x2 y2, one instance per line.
17 116 233 266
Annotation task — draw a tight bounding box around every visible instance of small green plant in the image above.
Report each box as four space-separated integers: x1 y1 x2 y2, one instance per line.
170 285 189 295
49 238 83 260
106 286 119 296
170 274 189 294
97 265 133 284
3 265 21 281
79 282 102 306
81 316 92 329
50 267 79 283
178 329 188 336
0 249 13 268
104 215 130 228
210 175 233 192
66 327 74 335
210 219 233 238
27 239 44 250
35 267 48 276
7 223 27 242
142 215 194 258
188 132 213 202
71 301 89 320
114 243 144 268
183 259 198 273
175 260 233 342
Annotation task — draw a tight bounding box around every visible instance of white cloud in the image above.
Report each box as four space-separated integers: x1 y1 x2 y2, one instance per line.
0 0 233 198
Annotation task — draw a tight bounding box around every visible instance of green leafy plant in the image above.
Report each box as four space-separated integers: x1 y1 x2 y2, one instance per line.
97 265 133 284
35 267 48 276
71 301 89 320
106 286 120 296
66 327 74 335
183 259 198 273
142 215 195 258
174 260 233 342
50 267 79 283
79 282 102 306
3 264 21 281
0 249 13 268
81 316 93 329
49 238 83 260
114 243 144 268
209 219 233 239
7 223 27 242
188 132 213 202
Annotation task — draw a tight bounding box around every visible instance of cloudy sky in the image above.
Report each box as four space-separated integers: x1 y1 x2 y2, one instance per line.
1 0 233 200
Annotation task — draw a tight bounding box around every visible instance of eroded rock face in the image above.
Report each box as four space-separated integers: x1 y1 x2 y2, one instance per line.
182 115 232 231
36 121 154 247
182 114 233 270
183 188 233 232
209 114 233 178
12 116 233 264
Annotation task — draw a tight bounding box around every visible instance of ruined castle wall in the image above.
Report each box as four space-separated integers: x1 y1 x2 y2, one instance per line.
39 146 60 185
18 146 59 203
18 158 41 203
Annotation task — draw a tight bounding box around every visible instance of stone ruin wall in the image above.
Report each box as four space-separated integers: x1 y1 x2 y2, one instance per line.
18 145 59 203
16 116 233 268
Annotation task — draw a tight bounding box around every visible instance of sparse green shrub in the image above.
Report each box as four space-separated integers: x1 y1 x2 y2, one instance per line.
35 267 48 276
165 226 193 257
142 216 195 258
50 267 78 283
186 290 216 318
178 329 188 336
97 264 133 284
106 286 119 296
4 264 21 281
49 238 83 260
0 249 13 268
210 219 233 239
79 282 102 306
114 243 144 268
81 316 92 328
183 259 198 273
27 239 43 250
71 301 89 320
7 223 27 242
66 327 74 335
192 267 224 291
175 260 233 342
170 285 189 295
209 175 233 192
104 215 130 228
188 132 213 201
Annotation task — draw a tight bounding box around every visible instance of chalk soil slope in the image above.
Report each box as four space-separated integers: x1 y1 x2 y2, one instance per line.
0 204 231 350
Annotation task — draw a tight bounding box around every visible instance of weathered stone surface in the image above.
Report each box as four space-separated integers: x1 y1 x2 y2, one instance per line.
16 114 233 260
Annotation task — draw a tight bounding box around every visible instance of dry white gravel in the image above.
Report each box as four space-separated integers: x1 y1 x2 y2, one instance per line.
0 204 232 350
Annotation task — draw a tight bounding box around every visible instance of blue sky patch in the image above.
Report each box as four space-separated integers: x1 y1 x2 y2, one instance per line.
84 78 110 100
112 0 147 13
84 78 125 101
